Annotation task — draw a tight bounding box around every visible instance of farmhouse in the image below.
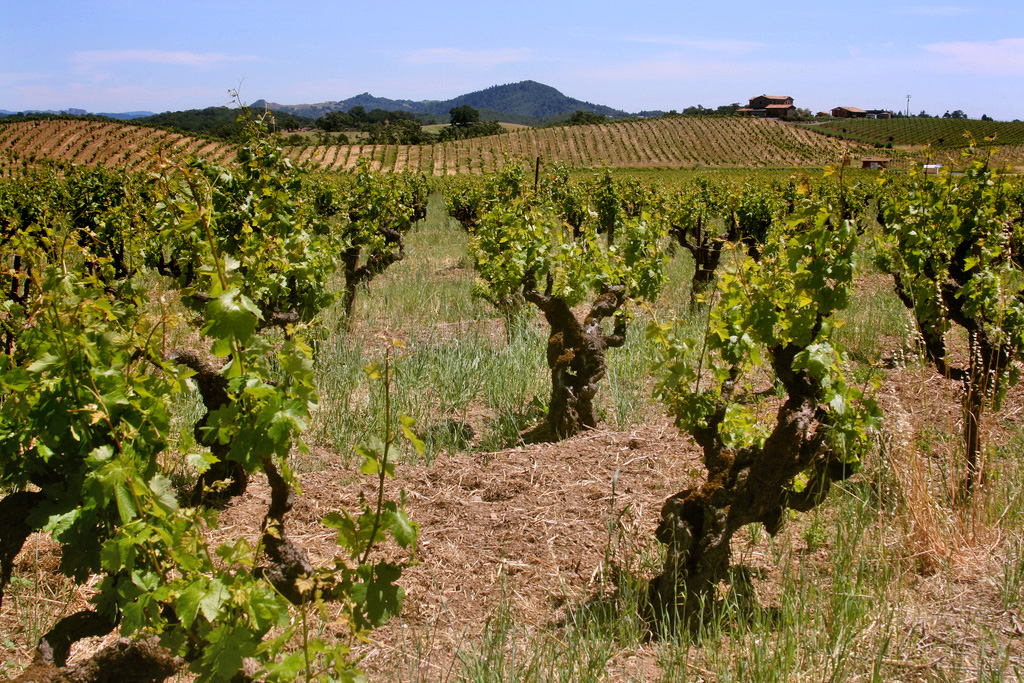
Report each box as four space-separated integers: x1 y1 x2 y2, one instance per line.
831 106 868 118
737 95 796 118
860 156 891 170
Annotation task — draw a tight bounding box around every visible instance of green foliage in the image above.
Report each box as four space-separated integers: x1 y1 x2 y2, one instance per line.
63 166 152 279
436 119 504 143
566 110 608 126
653 190 880 513
876 147 1024 494
730 181 784 250
441 175 486 230
0 113 417 680
467 162 667 436
136 106 314 141
149 119 337 325
876 157 1024 389
316 107 428 144
470 167 665 310
450 105 481 127
325 162 429 328
366 119 432 145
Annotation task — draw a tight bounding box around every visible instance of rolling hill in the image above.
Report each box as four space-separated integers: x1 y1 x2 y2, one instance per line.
251 80 629 125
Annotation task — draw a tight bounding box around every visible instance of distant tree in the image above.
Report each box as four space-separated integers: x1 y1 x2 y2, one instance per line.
366 119 430 145
567 110 607 126
682 104 713 116
716 102 742 115
317 110 353 132
950 109 967 119
918 110 930 118
450 105 481 126
347 105 367 123
366 108 391 124
436 119 502 142
982 114 994 122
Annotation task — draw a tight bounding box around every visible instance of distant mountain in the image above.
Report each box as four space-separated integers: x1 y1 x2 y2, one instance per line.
252 80 630 125
424 81 627 121
96 111 156 120
0 108 87 117
0 108 154 120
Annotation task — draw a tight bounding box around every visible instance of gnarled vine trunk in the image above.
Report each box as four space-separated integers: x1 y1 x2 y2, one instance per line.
670 218 726 309
891 264 1016 498
166 349 248 503
523 282 626 440
0 491 45 608
339 222 406 331
11 636 182 683
649 340 846 622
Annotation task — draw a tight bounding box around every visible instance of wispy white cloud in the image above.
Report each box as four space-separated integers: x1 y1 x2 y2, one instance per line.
923 38 1024 75
617 36 764 55
402 47 533 67
73 50 259 70
895 5 975 17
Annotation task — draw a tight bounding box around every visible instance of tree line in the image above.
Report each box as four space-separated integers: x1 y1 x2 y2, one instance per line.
313 105 504 145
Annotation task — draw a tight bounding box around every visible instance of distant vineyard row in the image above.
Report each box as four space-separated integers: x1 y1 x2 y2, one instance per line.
811 118 1024 150
3 117 1024 174
0 119 238 173
282 116 874 172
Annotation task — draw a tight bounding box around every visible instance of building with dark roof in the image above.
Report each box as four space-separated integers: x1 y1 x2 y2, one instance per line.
831 106 868 118
738 95 796 118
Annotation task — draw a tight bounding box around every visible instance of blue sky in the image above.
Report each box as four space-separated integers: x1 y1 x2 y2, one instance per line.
3 1 1022 120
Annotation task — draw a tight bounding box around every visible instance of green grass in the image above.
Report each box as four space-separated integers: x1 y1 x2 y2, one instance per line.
299 185 926 470
302 193 702 466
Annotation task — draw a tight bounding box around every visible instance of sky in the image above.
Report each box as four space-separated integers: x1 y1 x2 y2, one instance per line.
2 1 1023 120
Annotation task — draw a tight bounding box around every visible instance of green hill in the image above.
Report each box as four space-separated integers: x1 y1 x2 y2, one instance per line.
252 80 629 126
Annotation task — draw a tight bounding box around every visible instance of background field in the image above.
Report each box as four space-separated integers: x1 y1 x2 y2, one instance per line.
0 117 918 176
7 116 1024 179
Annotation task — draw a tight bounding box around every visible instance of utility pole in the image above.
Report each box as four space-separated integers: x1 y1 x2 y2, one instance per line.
906 95 911 117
